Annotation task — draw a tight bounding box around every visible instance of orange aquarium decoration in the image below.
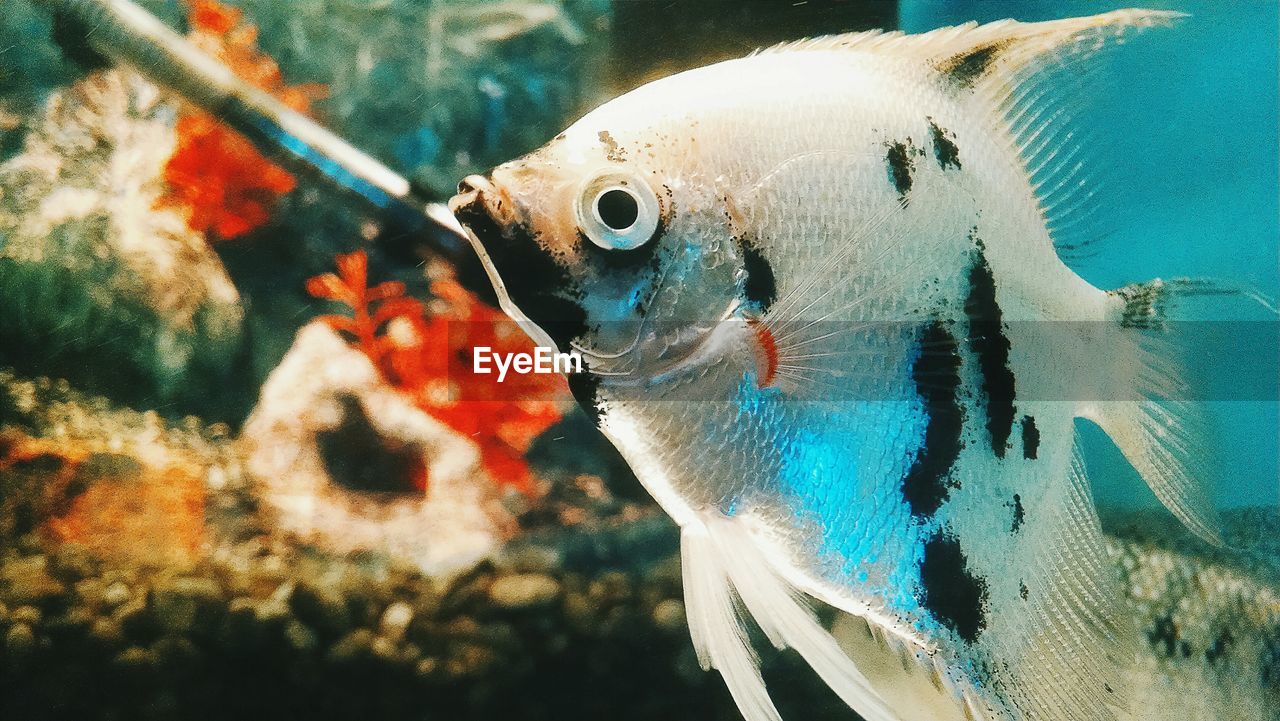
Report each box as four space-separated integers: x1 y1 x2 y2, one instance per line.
0 432 205 564
160 0 327 240
308 252 568 494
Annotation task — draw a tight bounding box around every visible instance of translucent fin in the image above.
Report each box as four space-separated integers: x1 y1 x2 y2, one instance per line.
970 11 1184 267
1081 396 1221 545
1073 281 1224 546
989 448 1137 721
1110 277 1280 328
757 10 1183 64
681 525 782 721
703 517 900 721
1087 276 1277 545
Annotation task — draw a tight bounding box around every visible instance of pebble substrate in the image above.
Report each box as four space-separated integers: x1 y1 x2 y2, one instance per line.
0 521 855 721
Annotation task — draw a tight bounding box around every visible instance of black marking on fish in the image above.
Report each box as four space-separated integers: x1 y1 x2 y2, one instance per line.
1009 494 1025 533
936 42 1004 89
927 119 961 170
1111 281 1169 329
453 190 588 351
885 140 916 200
920 530 989 644
1020 416 1039 460
965 236 1016 458
1147 614 1191 658
631 277 661 317
1018 581 1029 600
1205 629 1233 664
901 321 965 519
735 236 777 310
568 364 605 428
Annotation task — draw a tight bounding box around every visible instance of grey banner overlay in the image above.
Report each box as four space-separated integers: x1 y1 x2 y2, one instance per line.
449 321 1280 402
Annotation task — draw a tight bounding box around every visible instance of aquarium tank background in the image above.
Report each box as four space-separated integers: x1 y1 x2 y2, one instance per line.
0 1 1275 721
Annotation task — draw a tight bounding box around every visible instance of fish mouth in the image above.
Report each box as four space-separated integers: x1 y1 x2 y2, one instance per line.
448 176 587 353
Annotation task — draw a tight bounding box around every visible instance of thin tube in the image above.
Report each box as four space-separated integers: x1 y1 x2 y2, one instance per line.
33 0 486 291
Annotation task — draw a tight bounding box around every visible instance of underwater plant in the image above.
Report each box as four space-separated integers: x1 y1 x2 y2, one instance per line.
307 250 567 493
160 0 327 240
305 250 420 369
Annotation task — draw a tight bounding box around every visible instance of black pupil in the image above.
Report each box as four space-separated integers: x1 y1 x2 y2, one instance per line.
596 188 639 231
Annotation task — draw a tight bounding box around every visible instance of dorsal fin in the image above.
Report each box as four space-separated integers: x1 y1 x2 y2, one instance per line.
760 10 1186 264
758 10 1184 82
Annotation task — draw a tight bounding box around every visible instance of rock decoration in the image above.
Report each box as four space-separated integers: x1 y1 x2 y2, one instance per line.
306 250 571 494
241 323 511 578
0 67 244 401
0 370 238 565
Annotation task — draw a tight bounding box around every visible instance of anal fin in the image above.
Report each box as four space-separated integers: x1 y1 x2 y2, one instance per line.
681 518 899 721
829 612 983 721
681 526 782 721
997 449 1137 721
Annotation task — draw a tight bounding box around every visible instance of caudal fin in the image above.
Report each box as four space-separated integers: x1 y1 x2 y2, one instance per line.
1074 280 1225 545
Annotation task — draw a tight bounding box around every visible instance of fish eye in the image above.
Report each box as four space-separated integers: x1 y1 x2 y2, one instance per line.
595 188 639 231
576 171 661 251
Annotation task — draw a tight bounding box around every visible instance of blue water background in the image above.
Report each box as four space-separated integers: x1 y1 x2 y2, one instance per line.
901 1 1279 509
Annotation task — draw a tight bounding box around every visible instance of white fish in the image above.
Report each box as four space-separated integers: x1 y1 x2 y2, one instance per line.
449 10 1260 721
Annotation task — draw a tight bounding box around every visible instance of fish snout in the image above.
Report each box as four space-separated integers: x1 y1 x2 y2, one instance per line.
449 172 524 233
449 174 493 215
455 174 492 198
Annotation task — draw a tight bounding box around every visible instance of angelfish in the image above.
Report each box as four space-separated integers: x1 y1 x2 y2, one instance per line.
449 11 1233 721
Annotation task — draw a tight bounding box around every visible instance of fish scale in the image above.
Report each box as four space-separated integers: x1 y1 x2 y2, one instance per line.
450 10 1266 721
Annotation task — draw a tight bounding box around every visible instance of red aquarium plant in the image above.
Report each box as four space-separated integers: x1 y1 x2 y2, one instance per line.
308 251 568 494
306 250 422 366
160 0 327 240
